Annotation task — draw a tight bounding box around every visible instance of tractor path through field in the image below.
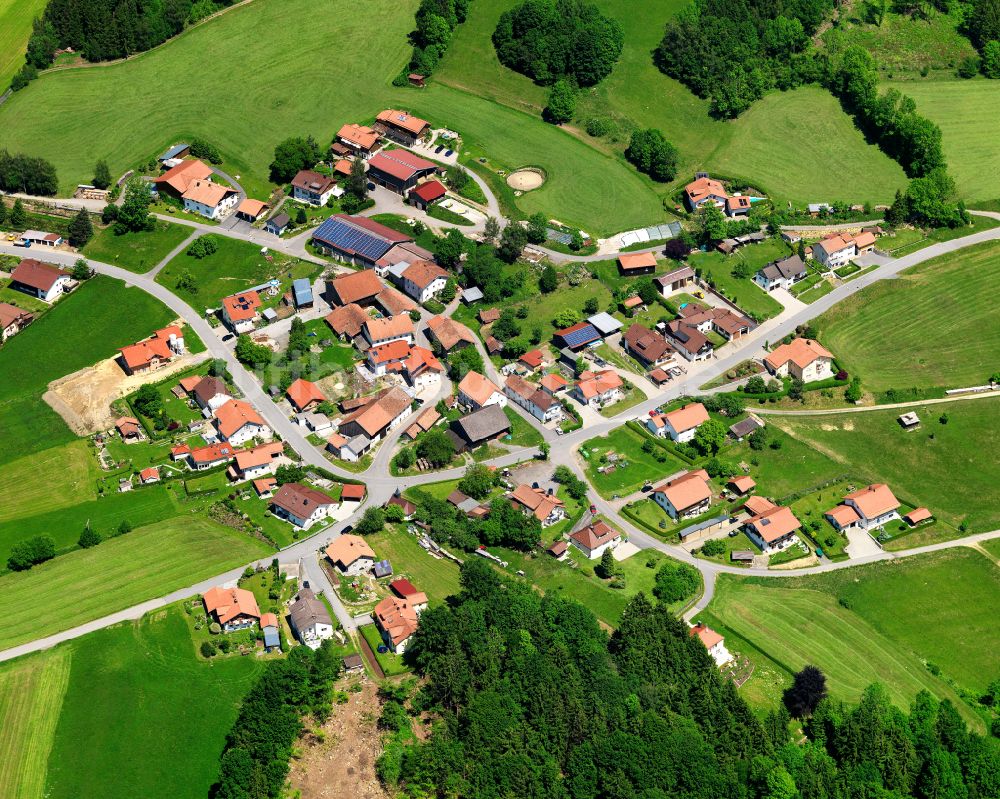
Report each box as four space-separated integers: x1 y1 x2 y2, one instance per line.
753 391 1000 415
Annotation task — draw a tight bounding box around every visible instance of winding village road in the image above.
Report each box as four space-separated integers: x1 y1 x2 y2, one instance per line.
1 193 999 663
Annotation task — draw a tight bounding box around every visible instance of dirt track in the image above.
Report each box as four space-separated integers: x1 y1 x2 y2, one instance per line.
44 350 208 435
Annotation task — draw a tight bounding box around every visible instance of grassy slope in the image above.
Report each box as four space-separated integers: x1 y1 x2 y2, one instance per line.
434 0 907 205
0 0 47 91
771 397 1000 532
45 605 263 799
0 275 177 466
0 516 271 651
0 440 95 525
366 525 461 605
0 647 71 799
0 0 661 234
887 79 1000 203
815 241 1000 392
710 549 998 714
82 221 192 274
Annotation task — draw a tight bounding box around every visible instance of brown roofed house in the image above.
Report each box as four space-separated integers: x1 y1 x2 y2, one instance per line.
270 482 336 529
570 520 621 559
325 534 376 575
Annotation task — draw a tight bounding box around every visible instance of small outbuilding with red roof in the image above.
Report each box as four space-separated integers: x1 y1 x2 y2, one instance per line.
409 179 447 209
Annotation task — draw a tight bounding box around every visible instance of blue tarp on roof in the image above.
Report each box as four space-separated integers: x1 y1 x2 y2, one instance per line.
312 216 396 261
292 278 313 307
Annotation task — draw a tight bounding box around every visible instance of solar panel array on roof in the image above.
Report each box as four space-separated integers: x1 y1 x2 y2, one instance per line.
561 323 600 348
313 217 394 261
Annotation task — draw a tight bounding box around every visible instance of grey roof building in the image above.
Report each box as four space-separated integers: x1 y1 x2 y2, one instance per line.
587 312 623 337
288 588 333 640
448 404 511 451
292 278 314 308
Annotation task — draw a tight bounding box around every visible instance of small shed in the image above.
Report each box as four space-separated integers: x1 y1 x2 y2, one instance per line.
408 73 426 87
373 559 393 578
341 483 366 502
343 653 365 672
292 278 314 309
461 286 484 304
548 540 568 560
904 507 932 526
587 312 623 338
731 550 754 563
265 212 290 236
236 198 269 222
898 412 920 430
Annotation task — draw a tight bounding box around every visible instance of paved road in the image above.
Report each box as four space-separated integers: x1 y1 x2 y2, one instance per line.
4 206 1000 662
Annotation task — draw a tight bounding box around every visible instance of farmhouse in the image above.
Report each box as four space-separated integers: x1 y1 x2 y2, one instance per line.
623 323 674 368
399 260 449 303
652 469 713 520
326 534 377 576
292 170 338 206
569 520 621 560
825 483 901 531
764 338 834 383
187 442 235 470
336 123 380 158
155 159 213 199
182 179 239 219
509 484 566 527
230 441 284 481
404 406 440 439
139 466 159 484
288 588 335 649
572 369 624 408
812 231 877 270
0 303 33 341
656 265 695 295
409 179 447 210
117 325 185 375
375 109 430 145
650 402 709 443
367 150 438 194
363 314 415 347
505 374 561 422
376 286 417 317
214 399 271 445
458 371 506 411
324 303 368 341
190 375 232 412
743 498 802 553
426 315 476 353
448 404 511 452
755 254 807 292
617 252 657 276
286 378 326 413
402 345 444 389
329 268 384 308
689 623 732 666
366 339 410 376
9 259 70 302
221 291 261 334
338 386 412 443
270 482 336 529
202 586 260 631
312 214 413 267
540 373 568 395
374 593 424 654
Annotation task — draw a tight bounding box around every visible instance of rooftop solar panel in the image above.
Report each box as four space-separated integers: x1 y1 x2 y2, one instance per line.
561 324 600 348
312 217 394 260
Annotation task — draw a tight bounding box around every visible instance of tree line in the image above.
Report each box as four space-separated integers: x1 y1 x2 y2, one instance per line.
212 641 339 799
15 0 236 90
397 0 472 83
380 559 1000 799
0 150 59 195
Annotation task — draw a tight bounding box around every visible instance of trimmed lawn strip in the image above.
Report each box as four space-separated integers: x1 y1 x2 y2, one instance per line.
0 439 96 525
360 623 409 676
83 221 192 274
0 516 272 651
503 406 544 447
581 425 688 499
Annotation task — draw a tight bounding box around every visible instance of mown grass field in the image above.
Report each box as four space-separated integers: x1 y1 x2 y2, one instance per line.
45 605 264 799
688 237 790 320
707 553 987 724
0 647 71 799
435 0 908 206
0 440 95 525
0 0 47 91
83 221 192 274
367 525 461 605
890 79 1000 204
581 425 687 498
0 516 271 651
708 549 998 719
981 537 1000 561
771 397 1000 533
0 276 178 466
815 241 1000 393
0 0 662 234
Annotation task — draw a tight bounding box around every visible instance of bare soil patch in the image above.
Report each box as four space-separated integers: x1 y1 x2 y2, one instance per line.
288 678 391 799
506 168 545 191
44 349 209 435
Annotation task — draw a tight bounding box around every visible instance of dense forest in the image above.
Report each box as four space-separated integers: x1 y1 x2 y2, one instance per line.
380 559 1000 799
493 0 624 87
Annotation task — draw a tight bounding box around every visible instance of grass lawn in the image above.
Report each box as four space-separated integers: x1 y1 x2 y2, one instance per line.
816 240 1000 393
503 406 544 447
82 220 192 273
0 0 47 91
771 397 1000 533
688 238 789 320
0 276 178 466
0 439 96 525
501 275 613 344
887 78 1000 203
581 425 687 499
0 282 50 314
727 426 846 500
693 530 761 564
980 537 1000 561
0 516 272 651
360 623 409 676
45 604 264 799
156 234 307 308
598 384 648 418
0 646 71 799
366 524 461 605
707 558 982 724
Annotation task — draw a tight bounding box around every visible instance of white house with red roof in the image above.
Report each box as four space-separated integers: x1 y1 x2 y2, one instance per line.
117 326 185 375
743 497 802 553
9 259 71 303
653 469 713 520
765 338 834 383
457 371 506 411
650 402 709 443
221 291 261 334
214 399 272 446
203 586 260 631
399 260 448 303
825 484 901 532
690 622 732 666
183 179 239 219
569 520 622 560
572 369 623 408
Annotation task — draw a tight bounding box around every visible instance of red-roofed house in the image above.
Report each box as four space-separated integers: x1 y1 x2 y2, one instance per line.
231 441 284 481
187 442 236 470
572 369 623 408
203 585 260 631
374 594 424 654
118 326 185 375
214 399 271 446
744 504 801 553
0 303 33 341
457 371 506 411
402 345 444 389
827 484 901 531
400 260 448 303
337 123 380 157
375 109 430 145
765 339 834 383
690 622 732 666
139 466 160 484
155 159 213 198
649 403 709 443
182 179 239 219
9 259 71 302
509 484 566 526
618 252 657 275
286 378 326 413
366 339 411 376
684 176 728 211
504 374 561 422
221 291 261 334
570 520 621 560
653 469 713 520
